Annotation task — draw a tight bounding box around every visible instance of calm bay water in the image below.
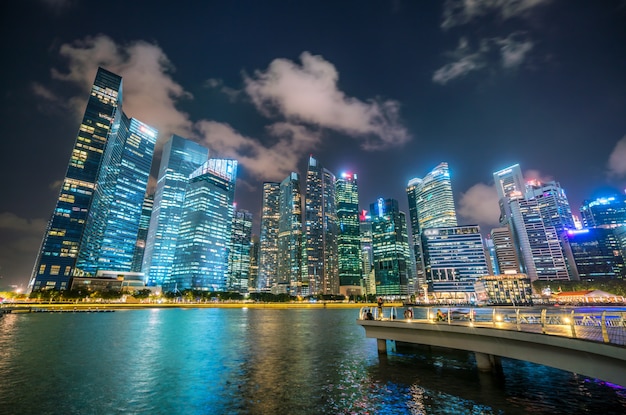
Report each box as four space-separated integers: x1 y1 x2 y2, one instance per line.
1 308 625 414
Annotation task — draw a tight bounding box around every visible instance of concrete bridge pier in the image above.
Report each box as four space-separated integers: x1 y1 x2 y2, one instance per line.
474 352 502 372
377 339 387 354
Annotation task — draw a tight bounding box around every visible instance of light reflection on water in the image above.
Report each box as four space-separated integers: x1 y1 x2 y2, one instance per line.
0 308 625 414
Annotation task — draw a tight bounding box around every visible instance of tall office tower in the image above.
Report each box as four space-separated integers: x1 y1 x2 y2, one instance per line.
509 197 570 281
484 236 499 276
525 180 575 232
76 117 158 275
580 193 626 228
490 226 522 274
370 198 411 296
277 173 303 294
303 156 338 295
562 228 625 280
228 208 253 293
131 194 154 272
29 68 124 292
421 225 490 302
166 159 237 292
360 211 375 295
336 172 362 296
248 235 260 292
406 162 458 294
142 135 209 286
258 182 280 292
493 164 525 201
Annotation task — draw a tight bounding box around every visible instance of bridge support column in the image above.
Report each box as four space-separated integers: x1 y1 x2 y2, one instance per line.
377 339 387 354
475 352 501 372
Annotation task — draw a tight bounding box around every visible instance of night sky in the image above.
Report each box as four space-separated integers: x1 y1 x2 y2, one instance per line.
1 0 625 290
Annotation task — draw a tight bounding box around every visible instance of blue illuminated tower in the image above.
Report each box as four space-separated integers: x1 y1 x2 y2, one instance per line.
29 68 123 291
142 135 209 286
228 208 253 293
370 198 411 296
166 159 237 292
76 116 158 275
131 194 154 272
336 172 362 295
580 193 626 228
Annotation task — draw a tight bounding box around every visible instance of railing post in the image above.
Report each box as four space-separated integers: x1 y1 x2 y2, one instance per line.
570 310 576 338
492 308 497 327
601 311 609 343
516 309 521 331
541 309 547 334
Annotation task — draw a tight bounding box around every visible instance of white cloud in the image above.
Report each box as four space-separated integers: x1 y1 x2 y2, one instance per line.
243 52 410 150
441 0 551 29
457 183 502 228
524 169 553 183
196 120 322 182
498 34 534 67
50 34 194 140
608 135 626 178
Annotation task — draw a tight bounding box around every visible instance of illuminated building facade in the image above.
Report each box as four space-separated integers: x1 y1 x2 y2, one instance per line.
142 135 209 286
258 182 280 292
131 194 153 272
421 225 490 301
580 194 626 228
304 156 338 295
489 226 522 274
76 117 157 276
228 208 253 293
277 173 303 294
360 212 376 295
562 228 625 280
370 198 411 296
29 67 123 291
336 172 362 295
474 274 533 305
248 235 260 292
166 159 237 292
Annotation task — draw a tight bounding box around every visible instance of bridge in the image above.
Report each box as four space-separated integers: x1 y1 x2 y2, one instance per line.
357 305 626 387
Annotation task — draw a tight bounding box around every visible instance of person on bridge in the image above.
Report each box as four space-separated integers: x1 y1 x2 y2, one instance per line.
436 309 445 321
377 297 384 320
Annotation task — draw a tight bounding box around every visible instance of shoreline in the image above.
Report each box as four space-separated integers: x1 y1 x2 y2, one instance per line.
2 302 402 311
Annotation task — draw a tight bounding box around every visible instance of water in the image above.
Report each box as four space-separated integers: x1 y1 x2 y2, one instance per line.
1 308 625 414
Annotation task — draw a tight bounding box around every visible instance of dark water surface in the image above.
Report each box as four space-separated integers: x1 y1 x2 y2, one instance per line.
1 308 625 414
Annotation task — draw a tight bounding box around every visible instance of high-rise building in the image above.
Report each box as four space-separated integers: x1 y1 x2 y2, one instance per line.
493 164 525 201
407 162 458 296
29 68 126 291
248 235 260 292
580 194 626 228
142 135 209 286
131 194 154 272
336 172 362 296
166 159 237 292
526 180 575 233
359 212 376 296
277 173 303 294
258 182 280 292
370 198 411 296
76 117 157 275
421 225 490 302
490 226 522 274
228 208 253 293
562 228 625 280
303 156 338 295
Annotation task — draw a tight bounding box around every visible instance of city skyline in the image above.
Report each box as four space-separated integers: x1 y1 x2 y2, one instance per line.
1 1 626 288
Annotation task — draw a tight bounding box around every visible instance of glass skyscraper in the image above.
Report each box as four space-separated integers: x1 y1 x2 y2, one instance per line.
370 198 411 296
166 159 237 292
131 194 154 272
580 194 626 228
29 67 126 291
228 208 253 293
336 172 362 295
142 135 209 286
277 173 303 294
258 182 280 292
76 117 157 275
304 156 338 295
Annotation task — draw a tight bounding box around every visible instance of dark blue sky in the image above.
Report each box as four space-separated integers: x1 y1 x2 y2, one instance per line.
1 0 625 289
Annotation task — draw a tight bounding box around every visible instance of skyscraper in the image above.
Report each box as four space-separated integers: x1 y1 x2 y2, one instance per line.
142 135 209 286
29 67 124 291
277 173 303 294
562 228 625 280
406 162 458 295
493 164 525 201
303 156 338 295
370 198 411 296
131 194 154 273
228 208 253 293
580 193 626 228
76 117 157 275
258 182 280 292
166 159 237 292
489 226 522 274
336 172 362 295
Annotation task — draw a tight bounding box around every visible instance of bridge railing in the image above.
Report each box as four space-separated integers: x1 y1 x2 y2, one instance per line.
358 306 626 346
